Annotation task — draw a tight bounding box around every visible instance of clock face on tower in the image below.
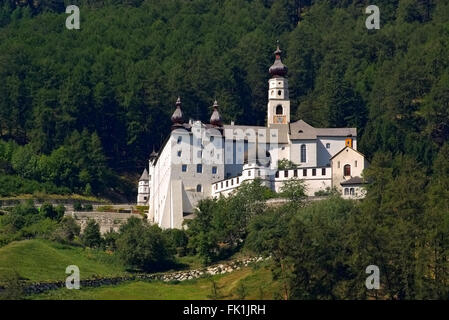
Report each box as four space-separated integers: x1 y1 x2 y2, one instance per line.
274 115 285 124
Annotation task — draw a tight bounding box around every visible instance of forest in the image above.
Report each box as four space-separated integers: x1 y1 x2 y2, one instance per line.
0 0 445 199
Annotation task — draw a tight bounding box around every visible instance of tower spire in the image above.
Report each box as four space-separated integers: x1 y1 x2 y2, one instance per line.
269 41 288 78
171 97 184 129
210 99 223 127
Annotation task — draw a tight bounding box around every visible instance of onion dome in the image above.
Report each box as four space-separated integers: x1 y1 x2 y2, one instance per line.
171 97 184 127
210 99 223 127
269 41 288 78
149 147 158 160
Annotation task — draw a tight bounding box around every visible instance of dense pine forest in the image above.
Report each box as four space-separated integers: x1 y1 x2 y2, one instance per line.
1 0 449 300
0 0 446 199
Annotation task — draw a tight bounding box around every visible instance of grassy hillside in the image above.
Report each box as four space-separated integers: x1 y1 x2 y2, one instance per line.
0 239 126 282
31 266 279 300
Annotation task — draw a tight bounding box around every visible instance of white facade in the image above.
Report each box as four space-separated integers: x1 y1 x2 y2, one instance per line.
139 45 369 229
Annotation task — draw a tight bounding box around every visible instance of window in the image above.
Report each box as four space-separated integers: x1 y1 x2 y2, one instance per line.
276 105 283 115
237 177 239 184
344 188 349 195
258 170 261 177
182 165 187 172
177 136 182 144
275 171 279 178
221 182 223 188
303 169 307 176
177 150 182 157
350 188 355 195
210 136 214 142
322 168 326 176
231 179 234 186
248 170 251 176
197 150 202 158
338 161 340 168
278 90 282 96
226 181 228 187
284 170 288 178
355 160 358 167
300 144 306 163
326 143 330 149
215 185 217 190
212 166 217 174
344 164 351 176
197 164 202 173
196 184 202 192
294 170 298 177
144 196 147 200
312 169 316 176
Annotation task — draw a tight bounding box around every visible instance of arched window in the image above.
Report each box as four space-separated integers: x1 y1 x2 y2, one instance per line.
344 188 349 195
344 164 351 176
350 188 354 195
276 105 283 115
300 144 306 163
196 184 202 192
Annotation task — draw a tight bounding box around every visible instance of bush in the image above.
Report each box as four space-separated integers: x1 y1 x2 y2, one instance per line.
82 219 102 248
116 217 174 272
84 203 93 211
102 229 119 251
73 201 83 211
163 228 188 255
40 202 64 220
52 216 80 243
20 218 58 239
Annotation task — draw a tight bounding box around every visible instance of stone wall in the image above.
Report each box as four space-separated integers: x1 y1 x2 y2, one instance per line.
6 256 269 296
67 211 142 234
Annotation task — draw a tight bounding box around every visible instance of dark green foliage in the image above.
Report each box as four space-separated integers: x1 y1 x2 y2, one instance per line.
39 202 64 220
186 179 272 264
277 159 297 170
73 201 82 212
163 228 189 256
0 0 447 199
279 178 307 204
102 229 119 251
82 219 102 248
244 150 449 300
116 217 174 272
51 216 80 244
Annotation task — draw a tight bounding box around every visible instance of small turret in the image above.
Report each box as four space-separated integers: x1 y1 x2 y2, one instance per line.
210 99 223 127
171 97 184 129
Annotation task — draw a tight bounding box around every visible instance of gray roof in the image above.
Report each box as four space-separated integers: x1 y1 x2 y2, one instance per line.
289 120 357 140
222 124 289 144
340 176 365 185
139 168 149 181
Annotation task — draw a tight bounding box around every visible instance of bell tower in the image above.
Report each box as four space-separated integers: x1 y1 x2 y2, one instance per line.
267 42 290 127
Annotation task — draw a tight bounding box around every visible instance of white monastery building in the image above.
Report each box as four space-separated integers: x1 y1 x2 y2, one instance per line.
137 44 369 229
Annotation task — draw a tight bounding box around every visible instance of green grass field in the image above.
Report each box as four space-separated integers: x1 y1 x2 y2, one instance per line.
31 266 279 300
0 239 279 299
0 239 126 282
